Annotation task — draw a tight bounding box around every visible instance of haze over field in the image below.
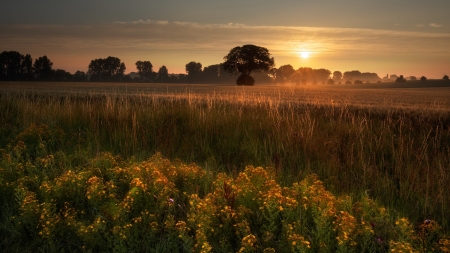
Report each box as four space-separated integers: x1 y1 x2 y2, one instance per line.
1 0 449 78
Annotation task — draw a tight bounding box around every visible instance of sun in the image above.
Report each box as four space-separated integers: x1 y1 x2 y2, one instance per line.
299 51 310 59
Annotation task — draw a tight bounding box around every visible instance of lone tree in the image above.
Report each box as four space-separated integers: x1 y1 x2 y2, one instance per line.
223 44 275 86
444 75 449 80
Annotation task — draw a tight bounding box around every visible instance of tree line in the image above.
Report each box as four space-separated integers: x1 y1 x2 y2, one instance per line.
2 49 445 85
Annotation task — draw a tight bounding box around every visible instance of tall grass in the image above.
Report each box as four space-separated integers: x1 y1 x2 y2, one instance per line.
0 87 450 233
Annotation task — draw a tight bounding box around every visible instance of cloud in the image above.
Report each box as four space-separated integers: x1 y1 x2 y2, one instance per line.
430 23 443 28
0 20 449 74
3 20 447 54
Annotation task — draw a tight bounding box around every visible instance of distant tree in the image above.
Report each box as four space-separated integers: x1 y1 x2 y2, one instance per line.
202 64 221 83
223 44 275 86
33 55 53 81
345 80 352 85
343 70 362 82
361 72 381 82
88 56 126 82
343 70 379 83
0 51 29 81
354 80 363 85
333 71 342 83
22 54 33 80
73 71 88 82
444 75 449 80
395 75 406 83
390 74 398 81
156 65 170 83
409 76 417 81
122 75 133 82
313 69 332 83
135 61 155 82
293 67 315 85
185 61 203 83
327 79 335 85
53 69 73 82
420 76 427 81
274 64 295 83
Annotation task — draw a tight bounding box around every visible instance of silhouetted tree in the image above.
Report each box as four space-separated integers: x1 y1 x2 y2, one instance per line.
122 75 133 82
333 71 342 83
185 61 203 83
22 54 33 80
223 44 275 86
293 67 315 85
343 70 362 82
345 80 352 85
53 69 73 82
313 69 332 83
88 56 125 82
443 75 449 80
274 64 295 83
0 51 32 81
135 61 155 82
409 76 417 81
73 71 88 82
156 65 170 83
33 55 53 81
202 64 221 83
420 76 427 81
395 75 406 83
343 70 380 83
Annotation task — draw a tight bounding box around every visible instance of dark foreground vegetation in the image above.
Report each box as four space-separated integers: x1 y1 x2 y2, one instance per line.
1 87 450 252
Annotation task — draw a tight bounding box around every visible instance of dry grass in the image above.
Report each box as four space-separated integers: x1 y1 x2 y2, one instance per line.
1 81 450 232
1 81 450 111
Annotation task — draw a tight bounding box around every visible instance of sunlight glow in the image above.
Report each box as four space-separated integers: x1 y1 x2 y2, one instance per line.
300 51 310 59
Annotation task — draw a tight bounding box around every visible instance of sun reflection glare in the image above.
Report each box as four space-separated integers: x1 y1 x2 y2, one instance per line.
299 51 310 59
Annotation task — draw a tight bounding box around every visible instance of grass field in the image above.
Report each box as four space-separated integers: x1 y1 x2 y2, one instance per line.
1 81 450 252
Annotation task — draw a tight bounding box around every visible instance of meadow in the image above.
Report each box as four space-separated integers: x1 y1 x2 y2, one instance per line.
1 81 450 252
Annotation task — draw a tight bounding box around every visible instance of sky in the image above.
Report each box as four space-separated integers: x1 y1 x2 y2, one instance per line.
1 0 449 78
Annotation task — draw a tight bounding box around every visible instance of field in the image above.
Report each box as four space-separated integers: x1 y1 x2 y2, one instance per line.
1 81 450 252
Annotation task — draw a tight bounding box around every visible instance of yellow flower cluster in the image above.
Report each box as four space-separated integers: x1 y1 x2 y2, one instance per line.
389 240 417 253
4 151 450 252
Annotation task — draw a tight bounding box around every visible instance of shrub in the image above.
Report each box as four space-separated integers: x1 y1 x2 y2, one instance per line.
421 76 427 81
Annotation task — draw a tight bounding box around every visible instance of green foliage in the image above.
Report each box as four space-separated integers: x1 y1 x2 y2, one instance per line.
1 89 450 251
1 150 449 252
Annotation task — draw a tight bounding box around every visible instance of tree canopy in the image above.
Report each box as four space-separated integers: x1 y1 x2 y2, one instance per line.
185 61 203 83
223 44 275 85
135 61 155 82
33 55 53 81
88 56 126 82
0 51 33 81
